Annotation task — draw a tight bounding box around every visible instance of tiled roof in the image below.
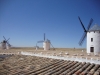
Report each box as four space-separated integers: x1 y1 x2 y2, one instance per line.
0 55 100 75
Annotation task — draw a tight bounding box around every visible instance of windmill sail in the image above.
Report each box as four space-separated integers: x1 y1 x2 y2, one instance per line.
50 43 55 50
79 32 87 46
78 16 93 46
44 33 45 41
37 41 44 43
87 18 93 30
2 36 11 49
78 16 87 32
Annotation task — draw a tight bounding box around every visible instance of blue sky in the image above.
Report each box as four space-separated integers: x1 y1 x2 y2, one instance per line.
0 0 100 48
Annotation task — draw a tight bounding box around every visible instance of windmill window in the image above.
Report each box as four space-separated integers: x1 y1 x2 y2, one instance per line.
91 38 93 42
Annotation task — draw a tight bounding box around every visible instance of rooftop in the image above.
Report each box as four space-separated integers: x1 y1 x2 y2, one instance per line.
89 24 100 31
0 55 100 75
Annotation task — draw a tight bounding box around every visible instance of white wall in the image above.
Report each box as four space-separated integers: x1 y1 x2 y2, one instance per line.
1 43 6 49
21 51 100 64
43 42 50 50
87 31 100 54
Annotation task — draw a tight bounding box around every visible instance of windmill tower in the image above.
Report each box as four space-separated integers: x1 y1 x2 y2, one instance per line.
37 33 55 50
1 36 11 50
87 24 100 55
43 33 51 50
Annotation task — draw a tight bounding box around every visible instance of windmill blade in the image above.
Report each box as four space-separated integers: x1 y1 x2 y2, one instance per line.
6 41 10 45
3 36 10 44
87 18 93 30
6 38 10 42
37 41 44 43
50 43 55 50
44 33 45 41
79 32 87 46
78 16 87 32
9 44 12 47
3 36 6 40
7 43 11 47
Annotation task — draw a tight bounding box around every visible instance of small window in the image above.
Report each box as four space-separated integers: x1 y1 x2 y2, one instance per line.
91 38 93 42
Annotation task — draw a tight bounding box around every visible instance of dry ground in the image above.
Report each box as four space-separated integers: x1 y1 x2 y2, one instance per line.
0 47 100 59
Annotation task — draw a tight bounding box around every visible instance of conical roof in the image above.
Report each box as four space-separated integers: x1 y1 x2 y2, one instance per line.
44 39 50 43
89 24 100 31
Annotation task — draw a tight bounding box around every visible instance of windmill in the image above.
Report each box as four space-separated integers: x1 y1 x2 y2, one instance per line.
36 33 55 50
77 16 100 54
1 36 11 49
78 16 93 46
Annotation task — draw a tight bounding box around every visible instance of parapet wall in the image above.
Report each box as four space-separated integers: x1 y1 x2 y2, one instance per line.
21 51 100 64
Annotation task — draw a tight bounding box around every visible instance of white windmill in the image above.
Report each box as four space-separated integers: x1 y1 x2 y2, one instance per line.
36 33 55 50
1 36 11 50
78 17 100 55
87 24 100 55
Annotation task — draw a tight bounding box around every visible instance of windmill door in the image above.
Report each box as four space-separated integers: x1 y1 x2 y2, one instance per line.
90 47 94 52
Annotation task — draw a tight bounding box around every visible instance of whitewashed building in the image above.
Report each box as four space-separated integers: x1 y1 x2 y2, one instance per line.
43 39 50 50
87 24 100 55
